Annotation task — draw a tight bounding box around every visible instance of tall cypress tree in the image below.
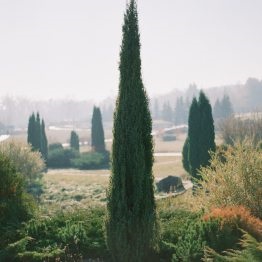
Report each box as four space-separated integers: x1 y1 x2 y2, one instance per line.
186 92 215 180
198 91 216 168
91 106 105 152
27 113 37 150
35 112 42 152
27 112 48 161
188 97 201 179
70 130 80 152
41 119 48 161
106 1 157 261
182 137 190 173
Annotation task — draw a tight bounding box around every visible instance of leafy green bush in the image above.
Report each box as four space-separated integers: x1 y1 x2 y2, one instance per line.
0 207 108 261
0 153 36 252
48 143 63 151
204 232 262 262
47 148 79 168
196 141 262 218
159 208 244 261
0 153 36 226
0 140 44 194
71 151 110 170
47 146 110 170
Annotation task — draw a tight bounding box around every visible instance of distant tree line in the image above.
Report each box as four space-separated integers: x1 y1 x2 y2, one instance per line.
151 93 234 126
213 94 234 119
153 97 190 125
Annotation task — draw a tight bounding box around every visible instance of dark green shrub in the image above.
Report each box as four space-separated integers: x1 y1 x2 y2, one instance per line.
204 232 262 262
71 151 110 170
47 148 79 168
0 154 36 227
0 153 36 252
48 143 63 151
159 208 244 262
0 207 108 261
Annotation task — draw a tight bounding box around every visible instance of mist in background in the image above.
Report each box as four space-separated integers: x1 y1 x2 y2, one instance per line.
0 0 262 102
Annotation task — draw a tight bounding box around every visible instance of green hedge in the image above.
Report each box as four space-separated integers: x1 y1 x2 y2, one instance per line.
47 144 110 170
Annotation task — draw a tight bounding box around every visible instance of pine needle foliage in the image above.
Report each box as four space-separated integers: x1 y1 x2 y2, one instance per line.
188 97 201 178
204 231 262 262
106 1 158 261
186 92 215 180
198 91 216 168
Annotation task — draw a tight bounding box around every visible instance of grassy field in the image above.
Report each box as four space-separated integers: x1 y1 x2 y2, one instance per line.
41 153 188 212
12 128 222 212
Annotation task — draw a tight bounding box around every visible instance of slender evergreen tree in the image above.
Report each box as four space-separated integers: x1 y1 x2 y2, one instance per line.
27 113 37 150
70 130 80 152
41 119 48 161
35 112 42 152
27 112 48 161
198 91 216 168
91 106 105 152
186 92 216 180
188 97 201 179
106 1 157 261
182 137 190 173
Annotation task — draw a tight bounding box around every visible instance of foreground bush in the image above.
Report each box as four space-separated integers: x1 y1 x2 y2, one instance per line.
0 140 44 196
195 141 262 218
204 232 262 262
203 206 262 241
159 207 245 261
0 207 107 261
0 153 36 251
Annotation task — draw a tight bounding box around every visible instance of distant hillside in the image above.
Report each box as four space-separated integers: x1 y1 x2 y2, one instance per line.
0 78 261 129
152 78 262 113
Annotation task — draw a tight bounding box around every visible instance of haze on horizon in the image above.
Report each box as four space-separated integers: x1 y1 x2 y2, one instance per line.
0 0 262 102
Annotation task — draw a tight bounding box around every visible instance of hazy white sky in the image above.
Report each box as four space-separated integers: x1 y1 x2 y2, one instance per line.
0 0 262 101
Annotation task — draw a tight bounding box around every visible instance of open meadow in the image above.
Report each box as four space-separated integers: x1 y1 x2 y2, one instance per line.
11 128 226 212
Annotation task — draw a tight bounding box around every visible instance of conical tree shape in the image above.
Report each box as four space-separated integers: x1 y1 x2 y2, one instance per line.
182 137 190 173
41 119 48 161
188 97 201 179
91 106 105 152
106 1 157 261
198 91 216 168
70 130 80 152
35 112 42 152
27 113 37 150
